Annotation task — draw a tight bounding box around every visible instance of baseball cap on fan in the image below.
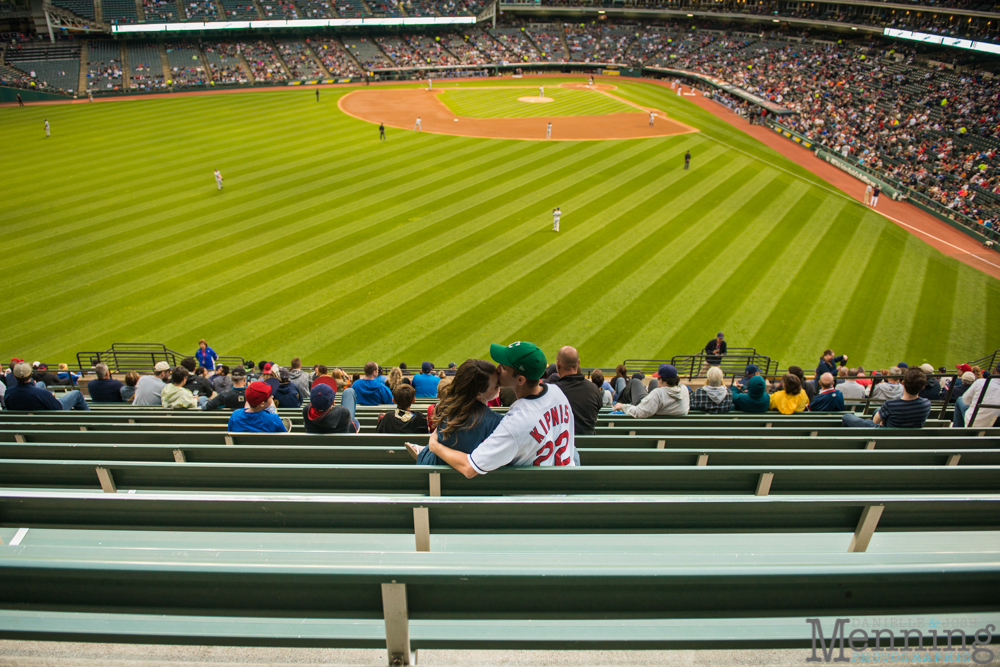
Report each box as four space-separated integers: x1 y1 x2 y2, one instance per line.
490 341 547 381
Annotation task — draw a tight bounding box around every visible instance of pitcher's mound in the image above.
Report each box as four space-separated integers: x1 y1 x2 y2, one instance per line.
519 96 554 103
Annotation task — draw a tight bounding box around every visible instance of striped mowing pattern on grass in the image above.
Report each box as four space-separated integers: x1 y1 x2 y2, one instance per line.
1 77 997 370
436 87 640 118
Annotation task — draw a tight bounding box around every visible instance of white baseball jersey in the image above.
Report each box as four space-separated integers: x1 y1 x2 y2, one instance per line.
553 209 561 224
468 384 577 474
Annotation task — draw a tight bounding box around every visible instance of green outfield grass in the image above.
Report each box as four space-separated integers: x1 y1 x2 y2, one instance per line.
436 86 639 118
1 77 997 369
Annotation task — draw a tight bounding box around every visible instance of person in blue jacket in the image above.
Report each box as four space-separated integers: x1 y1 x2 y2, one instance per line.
195 339 219 371
352 361 394 405
411 361 441 398
815 349 848 384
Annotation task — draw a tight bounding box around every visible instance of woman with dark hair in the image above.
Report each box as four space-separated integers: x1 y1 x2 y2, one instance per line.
770 373 808 414
406 359 502 465
591 369 613 406
613 365 628 400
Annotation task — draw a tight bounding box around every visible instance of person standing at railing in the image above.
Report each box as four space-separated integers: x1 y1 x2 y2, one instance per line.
700 332 726 375
195 339 218 371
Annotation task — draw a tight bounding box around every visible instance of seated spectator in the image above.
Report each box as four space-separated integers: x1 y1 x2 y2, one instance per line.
870 368 904 400
161 366 205 410
273 368 302 408
843 368 932 429
259 363 281 393
6 359 23 389
180 357 216 399
445 362 457 376
616 372 648 406
409 359 502 465
56 363 81 386
288 358 311 398
203 366 248 410
809 373 844 412
689 366 733 414
87 362 124 403
132 361 172 406
303 383 358 434
612 365 629 400
770 373 808 414
428 376 452 423
954 363 1000 428
949 371 977 403
590 369 613 407
211 365 233 393
227 381 287 433
311 365 338 393
387 367 404 392
32 363 59 387
120 371 140 403
737 364 762 389
417 341 577 477
5 362 90 411
731 375 769 413
854 367 872 388
550 346 603 435
412 361 440 398
614 364 689 417
838 368 868 402
352 362 393 405
376 384 428 434
918 363 941 400
785 366 816 400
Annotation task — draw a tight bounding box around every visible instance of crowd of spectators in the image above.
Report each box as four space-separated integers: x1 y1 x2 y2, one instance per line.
241 40 286 81
184 0 220 19
312 38 362 76
403 34 460 66
526 26 566 61
439 33 489 65
277 40 324 79
202 42 249 83
374 36 423 67
261 0 300 17
165 42 209 86
486 27 536 62
143 0 179 21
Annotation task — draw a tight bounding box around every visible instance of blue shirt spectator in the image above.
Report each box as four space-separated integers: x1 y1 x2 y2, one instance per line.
195 340 218 370
412 362 440 398
353 362 394 405
88 363 124 403
227 381 287 433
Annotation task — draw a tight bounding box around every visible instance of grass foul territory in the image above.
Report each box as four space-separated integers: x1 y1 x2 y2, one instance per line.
2 77 998 369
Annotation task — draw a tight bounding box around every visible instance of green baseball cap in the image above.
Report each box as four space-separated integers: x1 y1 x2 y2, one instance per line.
490 341 547 381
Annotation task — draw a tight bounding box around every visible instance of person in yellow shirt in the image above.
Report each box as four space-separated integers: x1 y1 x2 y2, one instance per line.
161 367 205 410
770 373 809 414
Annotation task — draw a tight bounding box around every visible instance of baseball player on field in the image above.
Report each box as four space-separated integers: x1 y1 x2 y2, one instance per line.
552 207 560 232
414 116 422 131
546 122 552 140
414 341 578 477
214 169 223 190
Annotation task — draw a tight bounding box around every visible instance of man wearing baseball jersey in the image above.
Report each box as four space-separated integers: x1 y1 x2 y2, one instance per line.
552 207 561 232
425 341 579 478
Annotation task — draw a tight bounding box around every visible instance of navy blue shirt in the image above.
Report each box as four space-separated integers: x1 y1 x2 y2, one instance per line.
88 377 124 403
877 397 932 428
809 389 844 412
5 382 63 410
417 403 503 465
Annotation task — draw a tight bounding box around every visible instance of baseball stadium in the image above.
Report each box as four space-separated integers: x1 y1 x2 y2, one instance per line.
1 0 999 663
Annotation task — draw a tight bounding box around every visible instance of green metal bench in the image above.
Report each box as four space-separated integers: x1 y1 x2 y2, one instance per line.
0 430 996 450
2 458 998 496
1 441 997 467
0 537 996 660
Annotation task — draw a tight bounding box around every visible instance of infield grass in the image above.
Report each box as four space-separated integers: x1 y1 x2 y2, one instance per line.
436 86 640 118
1 77 997 369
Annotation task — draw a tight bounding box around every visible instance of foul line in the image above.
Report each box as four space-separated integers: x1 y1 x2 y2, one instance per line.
694 131 1000 272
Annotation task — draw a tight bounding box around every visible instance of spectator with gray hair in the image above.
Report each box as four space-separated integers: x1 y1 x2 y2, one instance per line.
87 362 124 403
689 366 733 413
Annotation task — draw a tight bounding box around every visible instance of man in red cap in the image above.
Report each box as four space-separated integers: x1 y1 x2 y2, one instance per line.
227 381 287 433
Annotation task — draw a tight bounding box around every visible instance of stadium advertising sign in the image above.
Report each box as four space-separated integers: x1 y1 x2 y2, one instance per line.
806 617 996 664
883 28 1000 55
112 15 475 32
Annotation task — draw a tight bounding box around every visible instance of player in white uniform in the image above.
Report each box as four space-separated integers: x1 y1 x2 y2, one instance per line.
552 207 560 232
546 122 552 140
864 183 873 205
414 116 422 131
422 341 578 477
649 111 655 126
214 169 223 190
539 86 544 98
44 119 50 138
